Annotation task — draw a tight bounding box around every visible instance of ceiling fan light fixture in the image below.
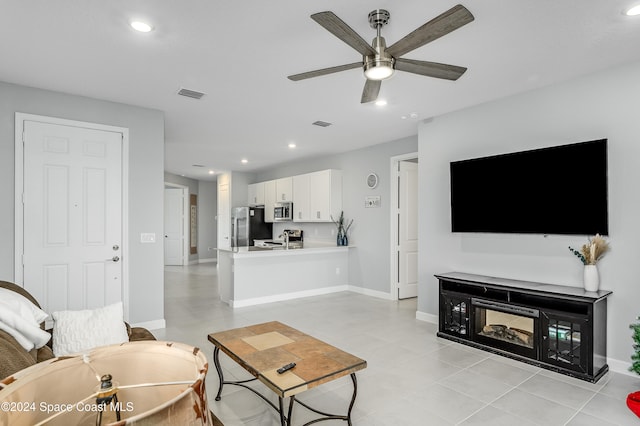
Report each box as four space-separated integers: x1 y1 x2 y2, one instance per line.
364 59 395 80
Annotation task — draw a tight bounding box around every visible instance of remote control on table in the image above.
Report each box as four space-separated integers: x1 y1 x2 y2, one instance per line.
277 362 296 374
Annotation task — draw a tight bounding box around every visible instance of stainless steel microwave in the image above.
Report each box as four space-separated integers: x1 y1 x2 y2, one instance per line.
274 202 292 221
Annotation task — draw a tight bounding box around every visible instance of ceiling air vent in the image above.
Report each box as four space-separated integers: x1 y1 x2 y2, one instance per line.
177 88 205 99
312 120 332 127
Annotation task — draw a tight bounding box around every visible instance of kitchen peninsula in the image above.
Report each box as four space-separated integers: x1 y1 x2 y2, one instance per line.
217 243 351 307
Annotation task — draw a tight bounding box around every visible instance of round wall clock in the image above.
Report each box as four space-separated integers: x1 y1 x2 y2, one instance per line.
366 173 379 189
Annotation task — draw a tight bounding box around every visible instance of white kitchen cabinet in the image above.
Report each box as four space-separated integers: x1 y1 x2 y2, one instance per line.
276 177 293 202
292 169 342 222
248 182 265 206
293 173 310 222
264 180 276 222
309 169 342 221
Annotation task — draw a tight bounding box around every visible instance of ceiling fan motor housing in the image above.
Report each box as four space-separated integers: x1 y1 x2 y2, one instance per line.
364 10 394 80
363 36 395 80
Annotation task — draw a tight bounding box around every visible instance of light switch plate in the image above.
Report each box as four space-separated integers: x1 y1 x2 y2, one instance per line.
141 233 156 243
365 196 381 208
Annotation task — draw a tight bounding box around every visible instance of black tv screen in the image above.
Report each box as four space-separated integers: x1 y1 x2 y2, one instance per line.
450 139 608 235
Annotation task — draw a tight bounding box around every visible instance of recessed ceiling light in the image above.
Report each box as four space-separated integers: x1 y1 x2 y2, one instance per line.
241 159 248 164
625 4 640 15
375 100 387 107
208 170 215 175
131 21 153 33
288 143 296 149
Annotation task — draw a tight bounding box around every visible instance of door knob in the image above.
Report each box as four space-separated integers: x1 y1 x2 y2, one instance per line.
107 256 120 262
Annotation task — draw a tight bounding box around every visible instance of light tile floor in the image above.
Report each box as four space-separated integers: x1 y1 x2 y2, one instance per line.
155 263 640 425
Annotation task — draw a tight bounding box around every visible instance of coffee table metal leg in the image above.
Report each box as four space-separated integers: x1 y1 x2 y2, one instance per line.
291 373 359 425
213 347 225 401
278 397 290 426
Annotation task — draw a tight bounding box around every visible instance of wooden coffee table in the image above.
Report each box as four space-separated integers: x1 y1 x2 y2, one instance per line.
208 321 367 425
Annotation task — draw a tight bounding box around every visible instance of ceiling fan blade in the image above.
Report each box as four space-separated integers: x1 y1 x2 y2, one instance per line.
311 11 377 57
288 62 362 81
395 58 467 80
387 4 474 58
361 79 381 103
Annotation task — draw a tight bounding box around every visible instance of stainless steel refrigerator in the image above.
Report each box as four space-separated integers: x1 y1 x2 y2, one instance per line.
231 207 273 247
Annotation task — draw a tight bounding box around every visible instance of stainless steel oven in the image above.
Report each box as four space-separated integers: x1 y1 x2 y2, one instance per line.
274 202 292 222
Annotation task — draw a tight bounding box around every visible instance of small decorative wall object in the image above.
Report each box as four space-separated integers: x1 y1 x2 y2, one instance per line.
366 173 378 189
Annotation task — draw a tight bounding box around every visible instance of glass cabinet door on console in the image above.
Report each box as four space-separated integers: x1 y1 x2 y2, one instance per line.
541 311 589 375
440 292 470 339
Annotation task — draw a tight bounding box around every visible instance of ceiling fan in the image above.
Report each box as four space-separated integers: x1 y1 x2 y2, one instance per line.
288 4 474 103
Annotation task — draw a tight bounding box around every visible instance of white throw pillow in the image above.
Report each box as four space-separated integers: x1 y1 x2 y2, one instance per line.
0 287 49 324
52 302 129 357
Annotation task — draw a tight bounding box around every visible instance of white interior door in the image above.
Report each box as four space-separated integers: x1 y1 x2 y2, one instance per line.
22 120 123 313
398 160 418 299
164 188 185 265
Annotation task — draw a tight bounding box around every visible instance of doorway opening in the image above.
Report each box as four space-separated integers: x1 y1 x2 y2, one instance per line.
390 152 419 300
164 183 189 266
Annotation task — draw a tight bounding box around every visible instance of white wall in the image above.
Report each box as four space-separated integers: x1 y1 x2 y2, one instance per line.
0 81 165 326
418 59 640 367
255 135 418 295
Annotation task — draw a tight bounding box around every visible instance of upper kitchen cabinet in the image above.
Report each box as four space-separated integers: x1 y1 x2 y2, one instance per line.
276 177 293 202
264 180 276 222
294 169 342 222
293 173 310 222
264 177 290 222
248 182 265 206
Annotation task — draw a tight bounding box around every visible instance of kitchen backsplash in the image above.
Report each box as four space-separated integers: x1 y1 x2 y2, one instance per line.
271 222 344 244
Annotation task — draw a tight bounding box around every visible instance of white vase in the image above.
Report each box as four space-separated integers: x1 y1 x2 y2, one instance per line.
583 264 599 292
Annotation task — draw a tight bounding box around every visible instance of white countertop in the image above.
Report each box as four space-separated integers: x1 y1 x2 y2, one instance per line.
218 241 353 257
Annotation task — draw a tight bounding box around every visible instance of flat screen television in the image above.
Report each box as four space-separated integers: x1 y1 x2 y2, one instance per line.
450 139 608 235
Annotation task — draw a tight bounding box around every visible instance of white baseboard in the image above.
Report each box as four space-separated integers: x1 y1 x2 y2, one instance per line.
416 310 438 324
347 285 393 300
607 357 636 377
132 319 166 331
230 286 349 308
199 258 217 264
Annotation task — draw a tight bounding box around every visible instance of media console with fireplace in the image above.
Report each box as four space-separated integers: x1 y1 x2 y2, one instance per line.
436 272 612 382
